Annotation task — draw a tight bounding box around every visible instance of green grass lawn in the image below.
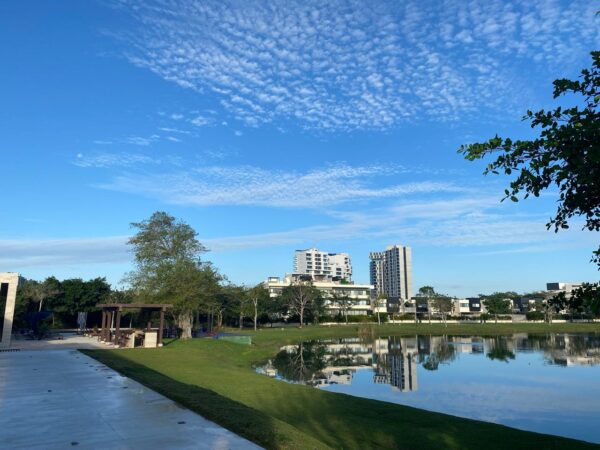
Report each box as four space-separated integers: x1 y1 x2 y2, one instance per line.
83 323 600 449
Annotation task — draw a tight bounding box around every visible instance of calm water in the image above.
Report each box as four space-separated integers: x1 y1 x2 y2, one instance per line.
257 333 600 443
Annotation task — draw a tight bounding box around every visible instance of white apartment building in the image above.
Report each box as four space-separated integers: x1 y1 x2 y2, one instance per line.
369 245 413 302
264 274 379 315
294 248 352 281
546 282 583 297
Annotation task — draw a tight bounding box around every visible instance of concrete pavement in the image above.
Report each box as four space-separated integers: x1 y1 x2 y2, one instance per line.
0 350 261 449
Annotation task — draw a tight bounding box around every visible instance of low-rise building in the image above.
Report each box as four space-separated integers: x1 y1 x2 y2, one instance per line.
546 282 583 297
264 273 379 316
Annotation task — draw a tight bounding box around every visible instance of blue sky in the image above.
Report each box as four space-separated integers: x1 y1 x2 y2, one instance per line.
1 0 598 296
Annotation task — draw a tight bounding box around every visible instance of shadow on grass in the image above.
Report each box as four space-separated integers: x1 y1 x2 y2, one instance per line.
162 337 180 347
81 349 326 450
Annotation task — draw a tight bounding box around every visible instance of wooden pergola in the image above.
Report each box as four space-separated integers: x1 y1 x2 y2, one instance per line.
97 303 172 347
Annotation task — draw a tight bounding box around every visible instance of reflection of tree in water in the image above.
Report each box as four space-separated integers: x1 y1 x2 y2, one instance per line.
272 341 327 384
418 335 456 371
486 336 515 362
523 333 600 366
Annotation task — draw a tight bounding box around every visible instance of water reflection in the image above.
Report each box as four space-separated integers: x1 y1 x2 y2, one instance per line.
258 333 600 443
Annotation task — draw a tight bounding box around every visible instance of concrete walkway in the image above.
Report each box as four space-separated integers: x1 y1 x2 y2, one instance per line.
8 333 108 351
0 350 261 449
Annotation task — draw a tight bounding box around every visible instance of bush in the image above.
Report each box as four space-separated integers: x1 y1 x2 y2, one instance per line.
526 311 545 321
394 313 416 321
347 315 371 323
319 315 339 323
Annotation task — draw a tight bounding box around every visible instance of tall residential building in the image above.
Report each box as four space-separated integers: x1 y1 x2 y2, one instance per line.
369 252 385 297
294 248 352 280
369 245 413 301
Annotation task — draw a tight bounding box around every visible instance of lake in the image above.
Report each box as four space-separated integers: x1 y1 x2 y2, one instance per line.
257 333 600 444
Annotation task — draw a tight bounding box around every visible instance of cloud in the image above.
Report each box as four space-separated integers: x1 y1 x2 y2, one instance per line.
97 163 465 207
204 198 596 252
73 152 161 168
158 127 190 134
125 136 157 146
0 236 131 268
190 115 213 127
114 0 599 131
4 197 593 269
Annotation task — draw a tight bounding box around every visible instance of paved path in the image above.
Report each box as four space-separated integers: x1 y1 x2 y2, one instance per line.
8 333 108 351
0 350 261 449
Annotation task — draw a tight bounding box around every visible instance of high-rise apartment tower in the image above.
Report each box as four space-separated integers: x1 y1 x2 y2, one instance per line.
369 245 412 301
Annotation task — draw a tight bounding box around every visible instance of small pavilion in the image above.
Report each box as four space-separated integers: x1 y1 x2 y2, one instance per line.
97 303 172 348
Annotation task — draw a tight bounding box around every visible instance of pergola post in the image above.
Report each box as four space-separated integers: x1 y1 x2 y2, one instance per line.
115 308 122 346
158 308 165 347
108 311 114 343
100 310 107 341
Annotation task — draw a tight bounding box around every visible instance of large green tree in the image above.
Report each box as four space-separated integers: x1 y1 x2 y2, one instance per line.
20 277 62 312
459 51 600 267
127 211 213 338
480 292 514 323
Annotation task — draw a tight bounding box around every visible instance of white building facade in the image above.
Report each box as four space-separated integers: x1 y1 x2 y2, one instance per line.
294 248 352 281
264 274 379 315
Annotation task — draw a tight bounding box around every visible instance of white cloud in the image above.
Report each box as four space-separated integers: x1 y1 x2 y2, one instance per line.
115 0 599 131
190 115 213 127
97 163 465 207
158 127 190 134
204 198 596 252
3 198 593 269
0 236 131 268
73 152 160 168
125 136 156 146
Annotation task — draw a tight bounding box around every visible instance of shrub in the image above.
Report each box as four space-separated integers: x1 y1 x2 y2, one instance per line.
395 313 416 321
347 315 372 323
526 311 545 321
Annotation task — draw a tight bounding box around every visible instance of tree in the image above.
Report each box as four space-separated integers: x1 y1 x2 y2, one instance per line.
218 284 247 329
281 281 320 328
329 292 353 323
247 284 269 331
49 277 111 327
481 293 513 323
371 294 387 325
127 211 210 339
21 277 62 312
431 296 453 326
459 51 600 267
573 283 600 317
532 297 555 323
547 291 568 323
417 286 437 323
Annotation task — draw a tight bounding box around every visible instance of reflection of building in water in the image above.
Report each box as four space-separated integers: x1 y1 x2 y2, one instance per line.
373 337 418 392
263 333 600 391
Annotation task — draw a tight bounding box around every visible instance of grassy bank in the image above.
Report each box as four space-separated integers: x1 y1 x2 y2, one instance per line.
83 323 600 449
